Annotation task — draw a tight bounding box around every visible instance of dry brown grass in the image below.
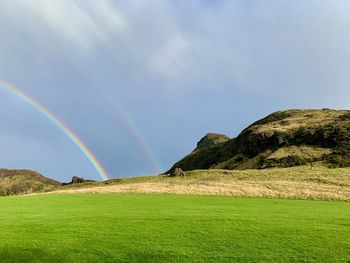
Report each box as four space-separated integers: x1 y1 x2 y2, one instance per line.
50 165 350 200
51 181 350 200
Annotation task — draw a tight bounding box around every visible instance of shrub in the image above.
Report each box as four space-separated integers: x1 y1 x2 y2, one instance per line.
325 148 350 168
261 155 307 168
339 112 350 121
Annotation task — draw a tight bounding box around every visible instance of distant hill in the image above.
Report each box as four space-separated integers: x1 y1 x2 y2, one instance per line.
0 169 61 196
168 109 350 172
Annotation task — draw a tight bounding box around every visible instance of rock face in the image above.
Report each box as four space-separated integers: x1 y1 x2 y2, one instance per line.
168 109 350 172
169 168 187 177
68 176 96 184
71 176 84 184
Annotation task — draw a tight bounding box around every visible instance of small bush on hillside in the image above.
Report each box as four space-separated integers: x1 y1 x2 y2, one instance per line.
0 186 9 196
279 120 290 126
0 181 35 196
261 155 307 168
10 181 32 195
339 113 350 121
325 148 350 168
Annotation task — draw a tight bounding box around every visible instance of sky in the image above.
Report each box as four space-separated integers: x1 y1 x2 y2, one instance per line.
0 0 350 182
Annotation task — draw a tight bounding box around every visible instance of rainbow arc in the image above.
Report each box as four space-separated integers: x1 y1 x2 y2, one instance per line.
0 79 110 181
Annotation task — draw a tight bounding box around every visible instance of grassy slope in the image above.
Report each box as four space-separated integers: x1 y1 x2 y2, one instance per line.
0 169 60 196
0 194 349 262
55 166 350 200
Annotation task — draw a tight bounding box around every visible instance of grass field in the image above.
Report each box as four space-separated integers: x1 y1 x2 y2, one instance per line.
0 194 349 262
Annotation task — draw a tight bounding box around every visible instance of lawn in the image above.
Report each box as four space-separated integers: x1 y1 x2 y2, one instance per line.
0 194 349 262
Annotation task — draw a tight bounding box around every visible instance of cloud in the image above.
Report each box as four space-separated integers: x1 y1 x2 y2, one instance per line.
149 33 193 77
18 0 126 51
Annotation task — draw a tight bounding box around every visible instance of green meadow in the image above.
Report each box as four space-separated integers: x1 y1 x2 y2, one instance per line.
0 194 349 262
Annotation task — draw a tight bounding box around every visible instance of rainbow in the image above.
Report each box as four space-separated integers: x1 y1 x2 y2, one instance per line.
102 96 163 173
0 79 110 181
67 63 162 173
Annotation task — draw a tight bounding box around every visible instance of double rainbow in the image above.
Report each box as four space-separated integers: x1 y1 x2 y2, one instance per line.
0 79 110 181
67 62 162 174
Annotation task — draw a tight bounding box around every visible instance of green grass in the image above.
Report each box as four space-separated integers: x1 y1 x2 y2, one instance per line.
0 195 349 262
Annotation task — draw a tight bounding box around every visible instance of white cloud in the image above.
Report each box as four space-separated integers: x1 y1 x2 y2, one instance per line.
149 34 193 77
19 0 126 51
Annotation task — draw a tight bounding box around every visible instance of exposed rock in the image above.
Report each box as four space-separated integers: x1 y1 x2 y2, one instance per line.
71 176 84 184
169 168 187 177
61 176 97 186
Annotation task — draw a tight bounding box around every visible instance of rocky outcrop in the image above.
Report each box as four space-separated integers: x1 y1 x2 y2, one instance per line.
66 176 96 185
195 133 230 151
169 168 187 177
71 176 84 184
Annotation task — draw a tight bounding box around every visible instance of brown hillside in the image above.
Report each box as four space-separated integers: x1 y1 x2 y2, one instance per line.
0 169 61 196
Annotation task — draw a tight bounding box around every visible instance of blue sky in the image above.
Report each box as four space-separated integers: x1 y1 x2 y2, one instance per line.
0 0 349 181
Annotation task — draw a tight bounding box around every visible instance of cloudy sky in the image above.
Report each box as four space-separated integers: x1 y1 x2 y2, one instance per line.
0 0 349 181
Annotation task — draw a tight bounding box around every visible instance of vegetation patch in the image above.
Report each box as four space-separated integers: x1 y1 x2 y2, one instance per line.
261 155 308 168
339 112 350 121
325 148 350 168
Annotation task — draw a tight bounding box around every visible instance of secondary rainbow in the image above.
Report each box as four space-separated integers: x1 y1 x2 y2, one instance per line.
67 62 163 173
103 95 163 173
0 79 110 181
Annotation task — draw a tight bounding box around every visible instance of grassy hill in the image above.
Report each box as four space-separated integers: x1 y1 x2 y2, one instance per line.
0 169 60 196
169 109 350 172
50 165 350 200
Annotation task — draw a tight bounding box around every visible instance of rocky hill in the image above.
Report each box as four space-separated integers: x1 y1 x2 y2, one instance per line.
0 169 61 196
168 109 350 172
195 133 230 150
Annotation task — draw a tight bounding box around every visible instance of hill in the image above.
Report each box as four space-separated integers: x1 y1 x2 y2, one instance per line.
0 169 61 196
168 109 350 172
